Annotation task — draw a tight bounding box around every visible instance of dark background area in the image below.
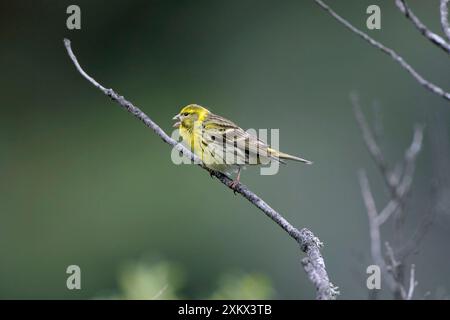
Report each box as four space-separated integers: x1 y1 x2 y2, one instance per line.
0 0 449 299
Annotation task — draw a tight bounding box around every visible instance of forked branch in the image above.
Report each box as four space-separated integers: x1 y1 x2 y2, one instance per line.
395 0 450 54
313 0 450 102
353 95 428 299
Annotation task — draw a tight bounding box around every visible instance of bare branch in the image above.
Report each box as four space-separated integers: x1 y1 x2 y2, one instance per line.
406 264 417 300
385 243 418 299
358 171 397 292
384 241 407 298
377 126 424 225
358 171 382 266
395 0 450 54
313 0 450 102
377 201 400 226
352 94 400 194
384 242 400 272
354 95 426 300
63 38 338 300
352 94 389 178
441 0 450 41
352 95 424 226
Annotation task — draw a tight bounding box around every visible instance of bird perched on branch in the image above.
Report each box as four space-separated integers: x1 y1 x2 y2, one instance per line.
173 104 312 188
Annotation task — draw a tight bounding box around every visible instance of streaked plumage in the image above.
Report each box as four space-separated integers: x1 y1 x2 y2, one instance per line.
173 104 312 186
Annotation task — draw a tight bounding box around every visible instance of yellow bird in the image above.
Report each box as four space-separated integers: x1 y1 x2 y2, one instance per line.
173 104 312 187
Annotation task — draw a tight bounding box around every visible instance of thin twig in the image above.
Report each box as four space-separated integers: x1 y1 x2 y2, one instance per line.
358 171 397 293
313 0 450 102
441 0 450 41
395 0 450 54
384 241 405 298
63 38 338 300
352 94 389 179
358 171 382 268
352 94 399 194
384 242 399 271
377 126 423 225
352 95 424 226
406 264 417 300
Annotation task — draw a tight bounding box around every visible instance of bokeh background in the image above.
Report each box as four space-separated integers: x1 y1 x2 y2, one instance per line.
1 0 449 299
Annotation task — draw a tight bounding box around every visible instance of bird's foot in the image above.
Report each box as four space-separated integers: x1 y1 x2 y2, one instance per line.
206 168 215 178
228 168 241 194
228 179 240 194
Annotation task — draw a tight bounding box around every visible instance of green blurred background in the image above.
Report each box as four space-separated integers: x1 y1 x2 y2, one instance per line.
0 0 449 299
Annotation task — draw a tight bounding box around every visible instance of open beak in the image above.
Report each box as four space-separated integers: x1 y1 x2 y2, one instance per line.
172 114 181 128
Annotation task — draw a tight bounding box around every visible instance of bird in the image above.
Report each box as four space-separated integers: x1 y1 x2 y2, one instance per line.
172 104 312 188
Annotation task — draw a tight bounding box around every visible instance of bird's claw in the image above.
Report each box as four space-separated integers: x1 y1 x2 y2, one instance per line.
228 180 239 194
207 169 214 178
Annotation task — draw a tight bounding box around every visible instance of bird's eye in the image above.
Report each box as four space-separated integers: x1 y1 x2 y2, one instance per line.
182 112 189 116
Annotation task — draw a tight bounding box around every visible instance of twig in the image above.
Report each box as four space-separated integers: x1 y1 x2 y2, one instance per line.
358 172 382 267
395 0 450 54
406 264 417 300
63 38 338 300
352 94 424 226
385 242 417 299
441 0 450 41
358 171 398 293
384 241 405 298
384 242 400 271
352 94 389 180
313 0 450 102
377 125 423 225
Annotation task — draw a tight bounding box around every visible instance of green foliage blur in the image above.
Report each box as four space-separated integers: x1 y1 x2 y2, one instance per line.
98 258 273 299
0 0 449 299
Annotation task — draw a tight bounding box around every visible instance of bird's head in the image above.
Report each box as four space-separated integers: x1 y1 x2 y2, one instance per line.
173 104 210 129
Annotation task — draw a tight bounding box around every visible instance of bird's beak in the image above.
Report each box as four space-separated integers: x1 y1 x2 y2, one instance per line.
172 114 181 128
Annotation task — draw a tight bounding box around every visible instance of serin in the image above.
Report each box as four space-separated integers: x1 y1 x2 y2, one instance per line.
173 104 312 187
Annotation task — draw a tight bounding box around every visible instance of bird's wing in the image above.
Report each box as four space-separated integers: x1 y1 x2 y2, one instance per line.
201 114 279 165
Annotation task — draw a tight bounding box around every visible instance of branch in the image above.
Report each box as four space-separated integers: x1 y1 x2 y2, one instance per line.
353 95 426 299
385 242 417 299
352 94 424 226
63 38 338 300
358 171 398 293
395 0 450 54
352 94 389 180
406 264 417 300
441 0 450 41
377 125 423 225
358 171 383 268
313 0 450 102
384 241 406 297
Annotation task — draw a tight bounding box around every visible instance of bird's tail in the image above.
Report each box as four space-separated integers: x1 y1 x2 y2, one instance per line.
268 148 313 165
